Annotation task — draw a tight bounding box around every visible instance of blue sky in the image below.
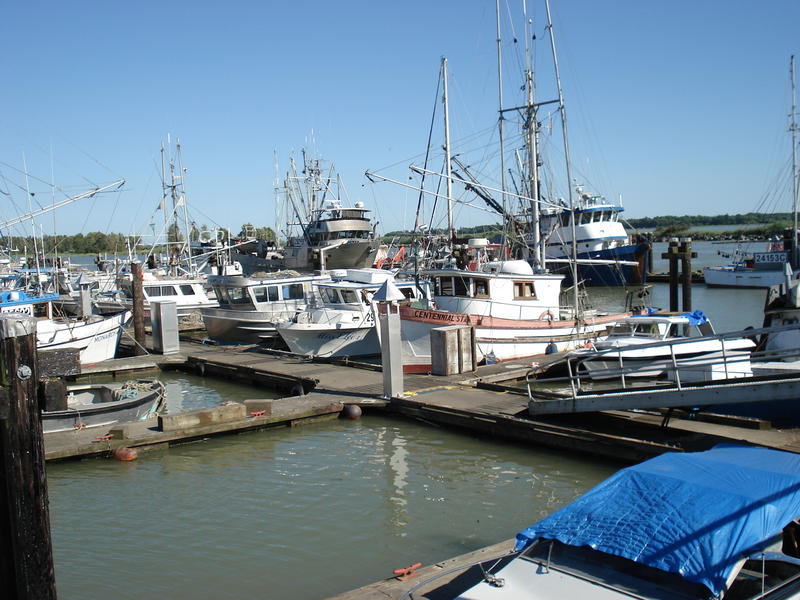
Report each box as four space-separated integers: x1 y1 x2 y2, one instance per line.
2 1 800 240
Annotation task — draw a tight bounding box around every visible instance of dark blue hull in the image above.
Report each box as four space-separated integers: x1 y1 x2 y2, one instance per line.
546 242 650 287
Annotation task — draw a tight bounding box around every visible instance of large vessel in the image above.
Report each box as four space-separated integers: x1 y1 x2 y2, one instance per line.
536 187 650 286
232 155 380 274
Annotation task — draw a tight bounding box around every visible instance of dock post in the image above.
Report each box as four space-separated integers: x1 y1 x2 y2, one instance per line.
374 280 405 399
131 261 146 355
680 238 696 313
665 238 679 312
0 315 57 600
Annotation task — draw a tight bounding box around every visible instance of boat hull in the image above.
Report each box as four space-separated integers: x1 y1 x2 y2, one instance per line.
400 306 625 367
703 266 790 288
276 323 379 358
548 242 650 286
43 381 165 434
200 307 292 344
37 310 131 364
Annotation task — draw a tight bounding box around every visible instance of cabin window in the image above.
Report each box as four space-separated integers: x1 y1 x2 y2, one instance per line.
145 285 177 297
513 281 536 299
253 286 279 302
474 278 489 297
282 283 305 300
33 303 49 318
436 277 454 296
179 284 195 296
727 558 800 599
212 286 228 304
226 287 250 305
454 277 470 297
340 289 359 304
320 287 340 304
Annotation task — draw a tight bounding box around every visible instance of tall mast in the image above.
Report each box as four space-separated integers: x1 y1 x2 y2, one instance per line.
791 55 799 269
545 0 580 320
523 2 542 271
442 57 455 240
495 0 509 249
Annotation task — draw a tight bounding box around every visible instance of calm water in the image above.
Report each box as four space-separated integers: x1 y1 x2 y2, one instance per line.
48 372 620 600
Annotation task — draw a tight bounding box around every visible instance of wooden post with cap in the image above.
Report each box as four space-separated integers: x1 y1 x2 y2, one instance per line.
0 314 57 599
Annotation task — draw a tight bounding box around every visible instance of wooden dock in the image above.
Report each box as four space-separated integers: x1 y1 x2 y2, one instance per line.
50 338 800 464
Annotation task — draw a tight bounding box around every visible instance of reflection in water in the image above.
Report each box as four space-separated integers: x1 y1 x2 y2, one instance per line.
47 375 620 600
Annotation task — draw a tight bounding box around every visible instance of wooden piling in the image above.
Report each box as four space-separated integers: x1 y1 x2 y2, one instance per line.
680 238 696 313
664 238 679 312
0 315 57 600
131 262 146 356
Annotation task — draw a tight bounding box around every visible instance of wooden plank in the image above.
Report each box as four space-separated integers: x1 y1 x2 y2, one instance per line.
37 349 80 378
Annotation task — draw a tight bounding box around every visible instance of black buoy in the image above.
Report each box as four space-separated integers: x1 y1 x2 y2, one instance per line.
545 342 558 355
289 382 304 397
341 404 362 420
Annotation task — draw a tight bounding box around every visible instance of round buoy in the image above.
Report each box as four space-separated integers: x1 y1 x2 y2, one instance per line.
289 382 305 397
545 342 558 355
341 404 362 420
112 447 138 461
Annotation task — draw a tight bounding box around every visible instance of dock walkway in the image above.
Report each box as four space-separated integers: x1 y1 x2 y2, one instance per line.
63 339 800 464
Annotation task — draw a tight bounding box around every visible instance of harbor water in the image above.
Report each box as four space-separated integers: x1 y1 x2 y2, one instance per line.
48 374 620 600
48 242 768 599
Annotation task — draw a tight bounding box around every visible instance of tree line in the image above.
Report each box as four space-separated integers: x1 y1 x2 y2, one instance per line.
2 223 277 255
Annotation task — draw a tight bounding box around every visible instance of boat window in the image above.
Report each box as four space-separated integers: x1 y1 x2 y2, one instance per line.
610 322 636 336
560 213 571 227
226 287 251 305
437 277 454 296
179 284 195 296
340 289 359 304
726 558 800 600
145 285 177 297
253 286 279 302
320 287 340 304
513 281 536 299
212 286 229 305
454 277 470 297
474 278 489 297
282 283 305 300
33 303 49 318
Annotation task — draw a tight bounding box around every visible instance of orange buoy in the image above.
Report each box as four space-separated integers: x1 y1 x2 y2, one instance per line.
112 447 138 461
341 404 362 419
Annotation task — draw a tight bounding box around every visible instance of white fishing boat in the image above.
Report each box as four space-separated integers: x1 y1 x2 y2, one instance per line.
569 311 756 379
93 274 216 319
276 268 427 358
201 270 330 344
399 258 626 369
440 445 800 600
0 289 130 364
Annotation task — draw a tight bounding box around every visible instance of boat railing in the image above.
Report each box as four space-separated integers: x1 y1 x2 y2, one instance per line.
525 322 800 403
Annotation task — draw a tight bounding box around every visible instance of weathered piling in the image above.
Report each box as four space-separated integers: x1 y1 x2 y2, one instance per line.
131 261 146 356
0 315 57 600
661 237 696 314
680 237 696 314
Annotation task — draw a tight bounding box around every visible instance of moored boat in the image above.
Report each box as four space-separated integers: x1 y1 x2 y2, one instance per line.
42 380 165 434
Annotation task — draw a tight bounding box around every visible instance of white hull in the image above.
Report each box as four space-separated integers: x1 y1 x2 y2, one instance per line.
37 311 131 364
276 322 379 358
703 266 790 288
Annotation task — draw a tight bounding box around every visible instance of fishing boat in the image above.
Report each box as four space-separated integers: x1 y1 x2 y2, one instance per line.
92 273 216 319
276 268 427 358
0 289 130 364
232 154 380 274
569 310 756 379
201 270 330 344
535 187 650 286
399 257 626 368
42 380 165 434
443 445 800 600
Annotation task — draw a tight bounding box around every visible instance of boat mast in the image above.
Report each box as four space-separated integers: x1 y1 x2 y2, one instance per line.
495 0 509 250
523 2 543 271
442 57 455 241
791 55 799 269
545 0 580 320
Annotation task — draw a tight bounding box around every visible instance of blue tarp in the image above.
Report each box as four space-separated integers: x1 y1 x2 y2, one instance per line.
680 310 708 326
515 445 800 596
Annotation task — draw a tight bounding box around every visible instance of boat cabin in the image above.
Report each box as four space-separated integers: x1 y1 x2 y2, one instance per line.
608 314 715 340
209 272 328 311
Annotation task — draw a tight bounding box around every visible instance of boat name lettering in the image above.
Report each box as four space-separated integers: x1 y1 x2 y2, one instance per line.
0 305 33 316
412 310 469 323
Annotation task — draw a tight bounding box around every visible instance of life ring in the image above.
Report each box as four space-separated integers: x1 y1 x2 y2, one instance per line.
538 310 555 321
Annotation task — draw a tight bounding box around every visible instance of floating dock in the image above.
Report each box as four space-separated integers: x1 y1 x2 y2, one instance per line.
49 338 800 463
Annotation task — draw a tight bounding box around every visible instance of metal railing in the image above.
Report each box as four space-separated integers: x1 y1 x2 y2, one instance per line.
526 322 800 403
